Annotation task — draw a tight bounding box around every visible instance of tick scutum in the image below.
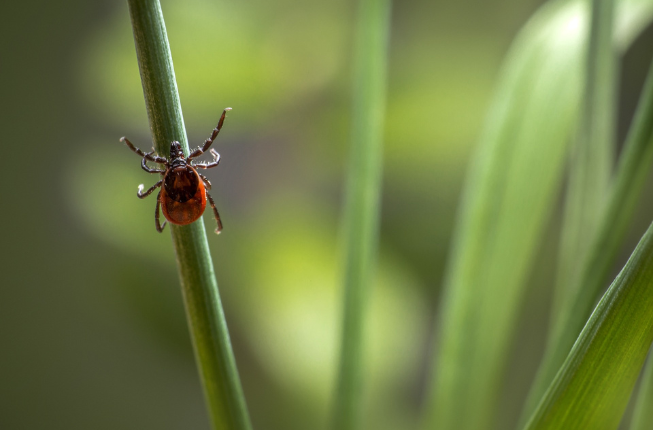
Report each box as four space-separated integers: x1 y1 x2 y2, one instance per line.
164 165 200 203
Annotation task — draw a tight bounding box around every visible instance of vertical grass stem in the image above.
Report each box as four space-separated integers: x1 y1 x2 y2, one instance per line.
331 0 392 429
126 1 252 429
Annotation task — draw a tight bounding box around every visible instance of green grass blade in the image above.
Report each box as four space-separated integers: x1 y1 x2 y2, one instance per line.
422 2 586 429
422 1 653 429
519 0 616 421
630 351 653 430
523 222 653 430
331 0 392 429
126 1 252 429
554 0 615 323
523 53 653 424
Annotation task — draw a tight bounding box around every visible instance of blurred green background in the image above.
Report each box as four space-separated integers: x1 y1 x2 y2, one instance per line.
2 0 653 429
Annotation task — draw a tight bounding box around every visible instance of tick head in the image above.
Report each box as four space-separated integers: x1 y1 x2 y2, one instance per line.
170 141 184 160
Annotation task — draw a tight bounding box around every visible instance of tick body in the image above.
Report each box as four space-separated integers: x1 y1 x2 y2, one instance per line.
160 165 207 225
120 108 231 234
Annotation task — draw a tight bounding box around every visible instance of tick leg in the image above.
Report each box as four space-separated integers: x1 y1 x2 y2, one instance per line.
206 191 223 234
193 149 221 169
155 190 167 233
137 179 163 199
141 153 166 173
120 137 167 164
188 108 231 160
198 173 212 190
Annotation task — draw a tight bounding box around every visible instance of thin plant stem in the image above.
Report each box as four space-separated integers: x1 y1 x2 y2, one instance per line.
126 1 252 429
331 0 392 429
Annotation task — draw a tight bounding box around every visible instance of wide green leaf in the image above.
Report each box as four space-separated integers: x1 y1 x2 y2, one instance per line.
523 222 653 430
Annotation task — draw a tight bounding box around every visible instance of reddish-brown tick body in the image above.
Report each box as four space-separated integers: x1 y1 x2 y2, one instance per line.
120 108 231 234
160 165 207 225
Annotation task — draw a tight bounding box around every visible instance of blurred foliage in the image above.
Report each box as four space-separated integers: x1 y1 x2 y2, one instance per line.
5 0 653 429
424 1 653 430
68 0 515 427
80 0 349 131
68 146 428 427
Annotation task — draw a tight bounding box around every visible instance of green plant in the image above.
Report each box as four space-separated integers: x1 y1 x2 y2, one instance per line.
126 1 251 429
420 0 653 429
331 0 391 429
123 0 653 429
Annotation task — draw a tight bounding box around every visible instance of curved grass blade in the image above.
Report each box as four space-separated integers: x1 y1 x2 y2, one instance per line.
422 1 653 429
423 2 586 428
554 0 615 326
523 222 653 430
523 44 653 425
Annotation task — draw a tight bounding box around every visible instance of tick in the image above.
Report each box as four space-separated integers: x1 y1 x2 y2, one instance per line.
120 107 232 234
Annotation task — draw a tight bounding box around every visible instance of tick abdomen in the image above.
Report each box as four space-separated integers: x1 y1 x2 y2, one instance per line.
160 166 207 225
